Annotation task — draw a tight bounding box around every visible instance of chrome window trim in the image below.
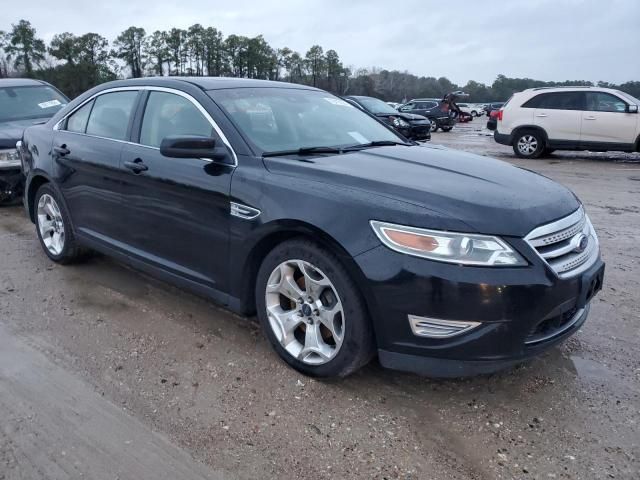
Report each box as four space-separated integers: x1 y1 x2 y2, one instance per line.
53 85 238 166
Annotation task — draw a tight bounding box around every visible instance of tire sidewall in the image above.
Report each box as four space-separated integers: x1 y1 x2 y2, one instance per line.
513 130 545 158
255 240 373 377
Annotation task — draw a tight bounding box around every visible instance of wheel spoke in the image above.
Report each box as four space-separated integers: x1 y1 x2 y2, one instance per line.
299 322 333 361
299 262 330 298
267 305 302 346
318 301 344 343
267 263 305 301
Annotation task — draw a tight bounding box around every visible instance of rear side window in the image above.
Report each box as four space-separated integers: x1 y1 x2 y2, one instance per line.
86 91 138 141
521 92 584 110
140 91 213 148
65 100 94 133
585 92 627 112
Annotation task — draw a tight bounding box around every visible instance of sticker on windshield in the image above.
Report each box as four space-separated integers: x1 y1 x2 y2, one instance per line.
324 97 351 107
347 131 370 144
38 99 62 109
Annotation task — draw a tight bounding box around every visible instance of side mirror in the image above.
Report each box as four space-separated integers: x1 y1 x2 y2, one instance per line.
160 135 230 162
627 104 638 114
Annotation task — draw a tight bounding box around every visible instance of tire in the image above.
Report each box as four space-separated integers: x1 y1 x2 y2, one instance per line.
34 183 87 264
441 126 453 132
255 239 375 378
471 110 478 117
430 121 438 133
513 129 545 158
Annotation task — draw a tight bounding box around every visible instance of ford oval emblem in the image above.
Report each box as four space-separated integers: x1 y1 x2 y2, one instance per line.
574 234 589 253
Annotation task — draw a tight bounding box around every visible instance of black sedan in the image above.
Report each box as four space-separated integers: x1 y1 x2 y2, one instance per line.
19 78 604 378
0 78 68 203
343 95 431 141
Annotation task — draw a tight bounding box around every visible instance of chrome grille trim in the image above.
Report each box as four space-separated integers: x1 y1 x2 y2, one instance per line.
525 208 599 278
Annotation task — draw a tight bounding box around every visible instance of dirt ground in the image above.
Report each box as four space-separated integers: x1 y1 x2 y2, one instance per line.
1 122 639 479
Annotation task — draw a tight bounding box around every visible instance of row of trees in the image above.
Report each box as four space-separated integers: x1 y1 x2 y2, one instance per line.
1 19 639 102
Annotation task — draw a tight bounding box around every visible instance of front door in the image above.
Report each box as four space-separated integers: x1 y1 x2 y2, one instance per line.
580 91 639 146
119 90 234 291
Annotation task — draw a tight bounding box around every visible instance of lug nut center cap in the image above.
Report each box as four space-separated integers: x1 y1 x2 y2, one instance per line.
301 304 312 317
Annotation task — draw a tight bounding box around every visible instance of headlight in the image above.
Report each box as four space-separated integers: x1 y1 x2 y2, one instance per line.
0 148 21 168
392 117 410 128
370 221 527 266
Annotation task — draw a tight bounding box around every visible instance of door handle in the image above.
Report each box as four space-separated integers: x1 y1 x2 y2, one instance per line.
535 114 547 118
123 158 148 173
584 116 596 120
53 144 70 156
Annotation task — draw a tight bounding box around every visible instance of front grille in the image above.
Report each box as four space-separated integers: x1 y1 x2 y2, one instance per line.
525 207 599 278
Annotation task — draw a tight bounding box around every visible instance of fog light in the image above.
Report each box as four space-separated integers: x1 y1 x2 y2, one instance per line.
408 315 481 338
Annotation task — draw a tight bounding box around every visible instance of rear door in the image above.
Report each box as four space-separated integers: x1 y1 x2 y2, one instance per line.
53 90 140 242
530 92 584 142
119 89 234 291
580 92 638 146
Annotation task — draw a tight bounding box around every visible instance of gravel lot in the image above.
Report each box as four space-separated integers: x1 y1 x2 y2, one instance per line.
1 121 639 479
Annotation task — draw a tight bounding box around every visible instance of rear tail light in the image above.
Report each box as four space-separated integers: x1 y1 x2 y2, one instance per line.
497 109 504 121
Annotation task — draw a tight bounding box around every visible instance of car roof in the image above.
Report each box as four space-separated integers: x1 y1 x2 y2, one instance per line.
522 86 621 95
106 76 321 92
0 78 49 88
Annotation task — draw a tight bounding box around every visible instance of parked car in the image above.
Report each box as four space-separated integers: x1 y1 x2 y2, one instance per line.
456 103 482 117
398 99 455 132
486 109 500 130
494 87 640 158
484 102 504 116
344 95 431 141
20 77 604 378
0 78 68 203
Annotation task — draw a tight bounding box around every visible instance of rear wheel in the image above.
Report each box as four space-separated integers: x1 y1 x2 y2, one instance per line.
441 126 453 132
513 130 545 158
35 184 86 264
255 239 375 377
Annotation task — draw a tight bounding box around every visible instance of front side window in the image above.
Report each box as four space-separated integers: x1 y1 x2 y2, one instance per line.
140 91 213 148
65 100 94 133
210 88 402 153
85 91 138 141
585 92 628 112
0 85 68 123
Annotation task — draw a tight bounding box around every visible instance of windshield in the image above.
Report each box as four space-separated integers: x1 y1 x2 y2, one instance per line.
209 88 402 153
353 96 399 115
0 85 68 123
616 90 640 105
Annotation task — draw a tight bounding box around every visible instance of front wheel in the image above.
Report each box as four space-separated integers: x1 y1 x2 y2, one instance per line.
255 239 375 377
513 130 545 158
430 121 438 132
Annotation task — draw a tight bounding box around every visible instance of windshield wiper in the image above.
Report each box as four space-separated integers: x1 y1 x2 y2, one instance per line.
343 140 413 151
262 146 344 157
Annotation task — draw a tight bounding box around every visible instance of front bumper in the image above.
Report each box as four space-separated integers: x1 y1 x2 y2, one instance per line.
0 168 24 203
354 243 604 377
408 123 431 141
434 116 455 127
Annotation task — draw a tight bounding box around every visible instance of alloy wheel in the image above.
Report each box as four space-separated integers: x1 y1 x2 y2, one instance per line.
265 259 344 365
37 194 65 255
517 135 538 156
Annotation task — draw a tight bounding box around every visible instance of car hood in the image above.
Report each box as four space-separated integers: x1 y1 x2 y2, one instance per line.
264 145 580 237
0 119 44 148
375 112 428 122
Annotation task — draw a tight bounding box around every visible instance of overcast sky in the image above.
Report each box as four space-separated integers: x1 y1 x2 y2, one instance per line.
6 0 640 85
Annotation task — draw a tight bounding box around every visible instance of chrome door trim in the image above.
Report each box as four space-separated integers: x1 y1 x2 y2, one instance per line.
53 85 238 166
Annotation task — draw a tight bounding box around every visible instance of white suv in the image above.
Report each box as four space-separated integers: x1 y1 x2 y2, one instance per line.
494 87 640 158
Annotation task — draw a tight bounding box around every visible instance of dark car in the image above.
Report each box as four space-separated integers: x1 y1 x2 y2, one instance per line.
398 99 456 132
0 78 68 203
19 77 604 378
343 95 431 141
483 102 504 116
486 109 500 131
